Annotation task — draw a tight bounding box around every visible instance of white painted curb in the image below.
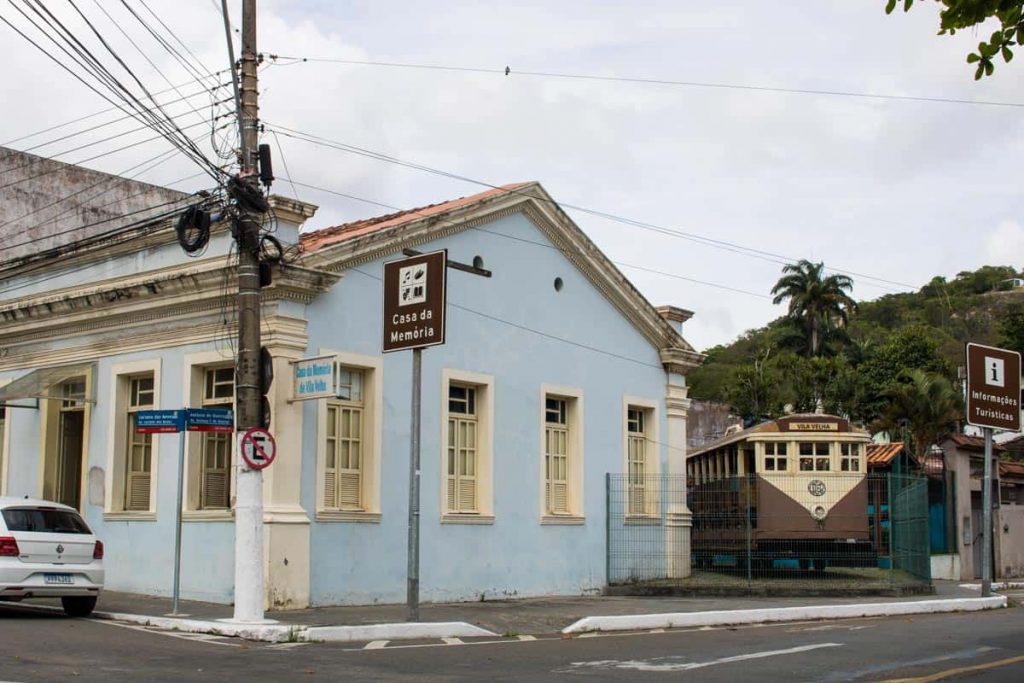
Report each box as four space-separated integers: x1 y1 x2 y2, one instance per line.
960 582 1024 591
561 596 1008 635
95 611 301 643
300 621 498 643
0 602 301 643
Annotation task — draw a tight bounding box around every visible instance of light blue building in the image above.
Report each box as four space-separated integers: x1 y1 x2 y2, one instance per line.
0 157 701 608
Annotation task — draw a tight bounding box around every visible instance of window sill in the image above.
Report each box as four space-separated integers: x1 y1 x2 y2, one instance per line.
103 512 156 522
624 515 662 526
182 510 234 522
541 515 585 526
441 514 495 525
316 510 382 523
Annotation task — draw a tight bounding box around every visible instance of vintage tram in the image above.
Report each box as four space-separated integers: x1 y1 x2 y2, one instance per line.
686 414 875 570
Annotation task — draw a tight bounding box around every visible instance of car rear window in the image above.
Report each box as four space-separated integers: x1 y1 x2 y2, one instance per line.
2 507 91 534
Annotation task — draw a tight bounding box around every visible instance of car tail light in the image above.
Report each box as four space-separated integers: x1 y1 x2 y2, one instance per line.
93 540 104 560
0 537 19 557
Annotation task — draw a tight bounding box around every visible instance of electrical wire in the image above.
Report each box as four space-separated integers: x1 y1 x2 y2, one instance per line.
288 179 770 300
0 155 207 245
266 124 915 291
0 117 218 192
0 189 204 257
3 0 224 180
9 86 231 155
347 267 665 370
267 53 1024 110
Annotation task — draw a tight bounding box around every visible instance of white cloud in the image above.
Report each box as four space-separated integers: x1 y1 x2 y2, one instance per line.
4 0 1024 352
984 221 1024 267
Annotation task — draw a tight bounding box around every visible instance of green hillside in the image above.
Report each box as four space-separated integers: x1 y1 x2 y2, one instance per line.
689 265 1024 426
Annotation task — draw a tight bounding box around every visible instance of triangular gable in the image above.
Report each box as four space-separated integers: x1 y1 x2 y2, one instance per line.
299 182 701 368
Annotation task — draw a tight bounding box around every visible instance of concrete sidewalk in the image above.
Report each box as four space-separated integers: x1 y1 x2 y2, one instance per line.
13 580 1008 643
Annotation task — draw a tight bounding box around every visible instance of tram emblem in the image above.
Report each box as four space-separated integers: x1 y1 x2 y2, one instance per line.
807 480 826 497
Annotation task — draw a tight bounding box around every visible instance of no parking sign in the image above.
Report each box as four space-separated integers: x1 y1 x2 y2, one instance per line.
240 427 277 470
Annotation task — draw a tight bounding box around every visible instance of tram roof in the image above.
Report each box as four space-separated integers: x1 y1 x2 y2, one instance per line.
688 413 869 458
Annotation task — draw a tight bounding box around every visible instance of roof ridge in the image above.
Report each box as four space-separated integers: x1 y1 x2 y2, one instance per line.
299 182 534 252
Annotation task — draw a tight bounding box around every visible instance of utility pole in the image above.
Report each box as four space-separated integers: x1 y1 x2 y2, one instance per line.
229 0 268 624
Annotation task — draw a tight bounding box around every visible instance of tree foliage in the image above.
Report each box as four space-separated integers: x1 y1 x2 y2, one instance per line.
878 369 963 462
886 0 1024 79
689 263 1022 429
770 260 857 357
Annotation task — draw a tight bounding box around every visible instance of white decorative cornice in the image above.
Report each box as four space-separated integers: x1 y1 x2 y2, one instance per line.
0 258 338 341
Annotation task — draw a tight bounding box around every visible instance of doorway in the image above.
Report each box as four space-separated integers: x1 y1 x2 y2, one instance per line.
55 380 86 509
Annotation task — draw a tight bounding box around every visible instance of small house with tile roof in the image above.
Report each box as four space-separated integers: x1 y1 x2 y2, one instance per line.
0 159 702 607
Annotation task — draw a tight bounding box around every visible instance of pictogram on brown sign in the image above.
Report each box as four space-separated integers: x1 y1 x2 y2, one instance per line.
966 342 1021 432
383 249 447 352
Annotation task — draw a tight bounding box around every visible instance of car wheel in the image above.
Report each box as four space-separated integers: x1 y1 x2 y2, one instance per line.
61 596 97 617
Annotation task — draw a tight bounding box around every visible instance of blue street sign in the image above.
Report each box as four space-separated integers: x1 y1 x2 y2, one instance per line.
185 407 234 433
136 410 185 434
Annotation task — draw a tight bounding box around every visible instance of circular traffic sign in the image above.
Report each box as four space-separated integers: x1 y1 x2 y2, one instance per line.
240 427 277 470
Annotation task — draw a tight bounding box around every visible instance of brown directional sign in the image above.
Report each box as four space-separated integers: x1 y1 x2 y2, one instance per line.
966 342 1021 432
383 249 447 353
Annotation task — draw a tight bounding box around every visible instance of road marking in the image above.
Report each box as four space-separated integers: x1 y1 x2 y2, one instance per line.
649 628 665 634
789 623 877 633
90 618 242 648
363 640 389 650
265 642 308 650
558 642 843 673
882 652 1024 683
442 637 464 645
815 646 996 683
516 635 537 641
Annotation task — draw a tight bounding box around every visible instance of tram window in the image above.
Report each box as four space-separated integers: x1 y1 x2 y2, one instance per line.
800 442 830 471
841 443 861 472
765 443 788 472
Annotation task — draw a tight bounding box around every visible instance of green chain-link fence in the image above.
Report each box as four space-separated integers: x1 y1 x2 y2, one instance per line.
606 473 931 593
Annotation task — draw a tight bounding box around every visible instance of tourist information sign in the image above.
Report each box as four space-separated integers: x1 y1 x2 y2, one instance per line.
966 342 1021 432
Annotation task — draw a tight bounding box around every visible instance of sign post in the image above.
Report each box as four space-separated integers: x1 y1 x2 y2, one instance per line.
965 343 1022 597
136 407 234 615
383 249 447 622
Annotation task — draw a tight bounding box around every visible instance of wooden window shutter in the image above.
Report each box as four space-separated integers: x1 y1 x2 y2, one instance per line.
203 470 229 509
126 472 150 511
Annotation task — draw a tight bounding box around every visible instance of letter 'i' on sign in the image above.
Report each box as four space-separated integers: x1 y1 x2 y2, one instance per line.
382 249 447 353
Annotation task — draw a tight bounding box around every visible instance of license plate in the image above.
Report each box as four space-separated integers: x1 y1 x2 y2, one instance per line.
44 573 73 585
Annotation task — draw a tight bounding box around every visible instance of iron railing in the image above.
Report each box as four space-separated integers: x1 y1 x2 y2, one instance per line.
607 473 931 593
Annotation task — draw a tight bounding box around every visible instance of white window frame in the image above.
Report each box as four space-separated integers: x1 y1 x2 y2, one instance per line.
799 441 832 472
440 369 494 523
316 350 383 522
183 351 236 520
539 384 584 524
623 396 660 518
762 440 790 472
104 359 161 519
840 442 863 473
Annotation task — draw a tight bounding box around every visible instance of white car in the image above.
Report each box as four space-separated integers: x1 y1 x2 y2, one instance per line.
0 497 104 617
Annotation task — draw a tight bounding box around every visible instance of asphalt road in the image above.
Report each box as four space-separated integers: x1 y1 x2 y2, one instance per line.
1 602 1023 682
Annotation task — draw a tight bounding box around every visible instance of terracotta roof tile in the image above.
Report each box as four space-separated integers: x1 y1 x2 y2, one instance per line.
1000 460 1024 479
299 182 533 253
946 433 1007 453
867 442 904 468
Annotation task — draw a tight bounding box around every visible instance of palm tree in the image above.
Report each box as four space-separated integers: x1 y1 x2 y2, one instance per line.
771 260 857 356
879 370 963 464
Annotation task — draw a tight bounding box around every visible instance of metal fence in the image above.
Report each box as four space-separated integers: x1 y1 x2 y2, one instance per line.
607 473 931 593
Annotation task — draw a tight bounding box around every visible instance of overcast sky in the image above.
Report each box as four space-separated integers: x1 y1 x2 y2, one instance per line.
3 1 1023 351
